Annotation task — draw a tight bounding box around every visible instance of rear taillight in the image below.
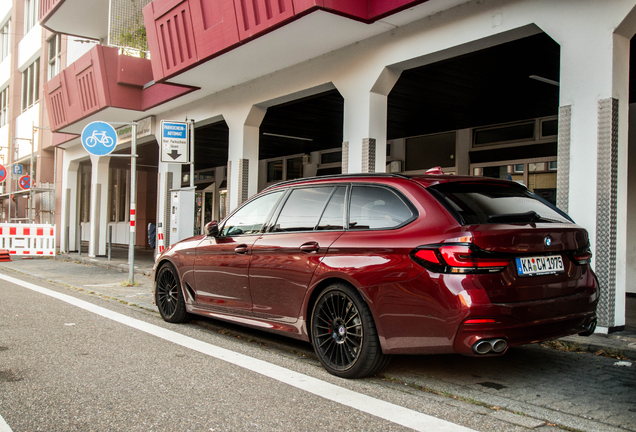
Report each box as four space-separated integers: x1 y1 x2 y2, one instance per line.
572 247 592 265
412 243 509 274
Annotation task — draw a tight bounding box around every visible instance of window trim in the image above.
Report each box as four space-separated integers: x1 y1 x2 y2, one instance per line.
258 182 418 235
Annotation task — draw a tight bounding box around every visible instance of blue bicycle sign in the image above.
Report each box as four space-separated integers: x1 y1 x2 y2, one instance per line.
81 121 118 156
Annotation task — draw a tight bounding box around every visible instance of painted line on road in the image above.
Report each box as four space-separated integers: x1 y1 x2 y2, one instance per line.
0 414 13 432
0 273 475 432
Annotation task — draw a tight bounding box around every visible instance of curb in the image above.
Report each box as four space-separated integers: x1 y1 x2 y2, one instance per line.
57 254 154 277
556 333 636 361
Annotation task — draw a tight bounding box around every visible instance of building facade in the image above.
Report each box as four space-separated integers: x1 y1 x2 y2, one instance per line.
38 0 636 333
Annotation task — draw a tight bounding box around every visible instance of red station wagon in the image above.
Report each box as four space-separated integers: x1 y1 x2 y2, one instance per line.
153 173 599 378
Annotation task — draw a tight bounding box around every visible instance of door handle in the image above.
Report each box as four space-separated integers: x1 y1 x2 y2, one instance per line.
300 242 320 253
235 244 249 254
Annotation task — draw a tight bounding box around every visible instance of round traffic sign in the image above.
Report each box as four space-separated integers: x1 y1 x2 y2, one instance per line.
19 174 30 190
0 164 6 183
81 121 118 156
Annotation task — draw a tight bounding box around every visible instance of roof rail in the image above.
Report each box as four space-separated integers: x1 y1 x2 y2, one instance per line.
263 172 410 191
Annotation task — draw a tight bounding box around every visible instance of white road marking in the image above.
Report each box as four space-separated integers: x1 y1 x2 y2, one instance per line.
0 273 475 432
0 414 13 432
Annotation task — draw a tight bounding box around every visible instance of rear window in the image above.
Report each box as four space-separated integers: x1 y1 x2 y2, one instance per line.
349 186 415 230
428 182 572 225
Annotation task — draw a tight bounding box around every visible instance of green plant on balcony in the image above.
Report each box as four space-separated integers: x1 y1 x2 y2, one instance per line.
113 0 150 58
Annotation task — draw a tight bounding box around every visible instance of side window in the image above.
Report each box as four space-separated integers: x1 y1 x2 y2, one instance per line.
349 186 414 230
317 186 346 230
272 187 334 232
221 191 284 236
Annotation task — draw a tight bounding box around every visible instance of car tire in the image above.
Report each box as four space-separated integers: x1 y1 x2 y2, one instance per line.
155 263 191 323
310 283 390 378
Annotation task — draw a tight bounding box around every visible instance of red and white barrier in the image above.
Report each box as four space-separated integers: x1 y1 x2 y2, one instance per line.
0 224 56 256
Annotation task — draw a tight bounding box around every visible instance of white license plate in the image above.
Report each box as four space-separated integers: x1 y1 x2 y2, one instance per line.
516 255 564 277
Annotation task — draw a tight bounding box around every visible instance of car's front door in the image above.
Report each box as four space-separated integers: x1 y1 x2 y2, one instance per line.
193 190 284 315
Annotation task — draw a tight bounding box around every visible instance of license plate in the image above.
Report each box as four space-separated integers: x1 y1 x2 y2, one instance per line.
516 255 564 277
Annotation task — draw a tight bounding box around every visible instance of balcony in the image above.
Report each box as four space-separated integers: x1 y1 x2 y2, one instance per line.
143 0 457 88
40 0 110 40
43 45 197 134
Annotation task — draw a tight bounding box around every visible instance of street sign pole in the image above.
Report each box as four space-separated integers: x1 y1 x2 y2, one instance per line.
129 122 137 284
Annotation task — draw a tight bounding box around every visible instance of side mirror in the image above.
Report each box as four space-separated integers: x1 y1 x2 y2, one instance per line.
205 221 219 237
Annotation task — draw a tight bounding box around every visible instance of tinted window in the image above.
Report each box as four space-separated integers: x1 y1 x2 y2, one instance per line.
317 186 346 230
349 186 414 230
273 187 333 232
221 191 284 236
429 183 571 225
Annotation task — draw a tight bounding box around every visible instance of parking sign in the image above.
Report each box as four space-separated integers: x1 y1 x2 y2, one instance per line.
161 121 189 164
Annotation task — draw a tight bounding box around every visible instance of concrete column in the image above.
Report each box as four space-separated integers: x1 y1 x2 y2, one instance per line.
225 105 266 210
551 28 630 332
455 129 471 176
60 148 82 253
88 155 110 257
336 68 400 174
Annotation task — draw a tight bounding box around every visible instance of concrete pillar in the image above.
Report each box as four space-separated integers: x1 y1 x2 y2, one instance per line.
337 68 401 174
60 148 82 253
551 28 630 332
88 155 110 257
225 105 266 210
455 129 471 176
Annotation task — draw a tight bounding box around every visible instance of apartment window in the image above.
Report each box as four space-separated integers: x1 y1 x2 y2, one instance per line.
0 20 10 61
25 0 39 33
21 59 40 112
48 34 61 79
0 87 8 127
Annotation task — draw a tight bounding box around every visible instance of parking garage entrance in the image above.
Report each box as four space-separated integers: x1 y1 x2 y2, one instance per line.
387 32 561 204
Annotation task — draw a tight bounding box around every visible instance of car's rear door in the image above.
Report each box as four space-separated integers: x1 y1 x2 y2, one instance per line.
249 186 346 323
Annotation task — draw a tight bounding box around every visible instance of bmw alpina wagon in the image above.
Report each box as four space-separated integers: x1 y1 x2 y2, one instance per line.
153 173 599 378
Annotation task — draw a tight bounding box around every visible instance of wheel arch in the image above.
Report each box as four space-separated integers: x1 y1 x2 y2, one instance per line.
304 276 388 352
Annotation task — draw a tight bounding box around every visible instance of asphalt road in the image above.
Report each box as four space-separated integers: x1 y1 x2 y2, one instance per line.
0 267 531 432
0 259 635 432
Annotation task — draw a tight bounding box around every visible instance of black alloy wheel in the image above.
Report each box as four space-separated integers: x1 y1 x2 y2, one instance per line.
155 263 190 323
311 283 390 378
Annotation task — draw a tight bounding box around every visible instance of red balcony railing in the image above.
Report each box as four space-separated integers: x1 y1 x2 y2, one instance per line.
144 0 425 82
43 45 197 133
39 0 63 24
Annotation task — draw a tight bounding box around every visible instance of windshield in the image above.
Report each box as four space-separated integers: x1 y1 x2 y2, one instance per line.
429 182 572 225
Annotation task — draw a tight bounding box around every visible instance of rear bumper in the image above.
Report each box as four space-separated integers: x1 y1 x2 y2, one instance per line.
453 291 599 355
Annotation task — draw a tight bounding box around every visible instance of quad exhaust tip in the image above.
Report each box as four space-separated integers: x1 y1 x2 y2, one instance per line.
473 338 508 355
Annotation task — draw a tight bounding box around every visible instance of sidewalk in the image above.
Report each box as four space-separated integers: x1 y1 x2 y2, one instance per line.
58 245 156 277
10 248 636 361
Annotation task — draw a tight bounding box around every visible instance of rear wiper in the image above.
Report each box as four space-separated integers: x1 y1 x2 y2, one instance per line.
487 211 552 223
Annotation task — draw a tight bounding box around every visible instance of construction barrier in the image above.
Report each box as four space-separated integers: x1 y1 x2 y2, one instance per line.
0 224 56 256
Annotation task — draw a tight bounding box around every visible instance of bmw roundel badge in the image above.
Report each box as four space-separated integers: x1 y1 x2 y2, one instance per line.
544 236 552 248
